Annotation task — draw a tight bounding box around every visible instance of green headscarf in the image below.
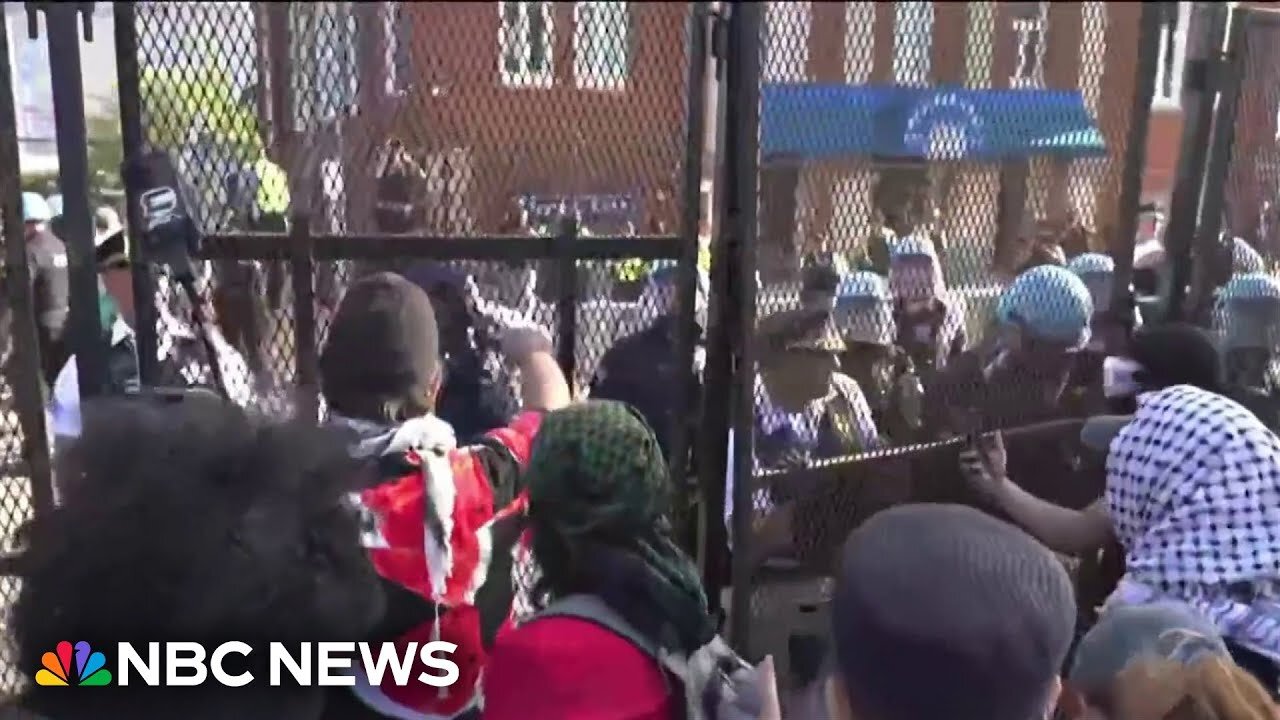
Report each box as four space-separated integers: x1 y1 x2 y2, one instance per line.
524 401 715 654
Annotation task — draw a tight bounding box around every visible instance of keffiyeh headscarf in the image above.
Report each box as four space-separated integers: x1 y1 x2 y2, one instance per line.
1105 384 1280 661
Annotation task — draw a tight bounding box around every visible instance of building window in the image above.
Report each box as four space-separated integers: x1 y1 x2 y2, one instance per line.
1009 2 1048 88
1153 1 1191 109
763 2 811 83
500 1 554 87
573 2 630 90
893 2 933 87
383 2 412 96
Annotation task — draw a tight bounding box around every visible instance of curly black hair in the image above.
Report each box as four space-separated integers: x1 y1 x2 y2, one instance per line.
8 394 385 719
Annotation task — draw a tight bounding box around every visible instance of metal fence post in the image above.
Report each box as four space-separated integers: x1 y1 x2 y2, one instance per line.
0 21 54 516
34 1 107 398
1190 5 1249 314
723 0 763 652
671 1 712 525
1163 2 1231 322
113 1 159 385
697 4 734 608
289 214 319 422
1111 3 1163 315
554 216 580 385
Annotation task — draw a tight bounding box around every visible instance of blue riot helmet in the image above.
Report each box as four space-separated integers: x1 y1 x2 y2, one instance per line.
1232 236 1266 276
1215 272 1280 352
834 271 895 347
1066 252 1115 315
46 194 64 220
996 265 1094 350
22 192 52 224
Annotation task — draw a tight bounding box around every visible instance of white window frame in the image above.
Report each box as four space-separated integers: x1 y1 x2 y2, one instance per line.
1009 2 1048 89
893 2 934 87
573 2 630 90
499 1 554 88
1152 1 1191 110
383 2 411 97
763 2 811 84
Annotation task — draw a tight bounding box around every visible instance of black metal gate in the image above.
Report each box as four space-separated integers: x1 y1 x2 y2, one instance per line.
114 0 712 488
704 0 1165 680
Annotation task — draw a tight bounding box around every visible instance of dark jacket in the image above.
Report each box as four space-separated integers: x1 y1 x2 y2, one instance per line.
590 314 703 466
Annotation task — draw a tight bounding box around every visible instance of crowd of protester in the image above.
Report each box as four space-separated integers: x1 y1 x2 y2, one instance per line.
5 164 1280 720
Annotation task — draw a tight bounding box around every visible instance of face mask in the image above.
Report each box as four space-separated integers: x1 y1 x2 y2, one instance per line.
1102 356 1144 399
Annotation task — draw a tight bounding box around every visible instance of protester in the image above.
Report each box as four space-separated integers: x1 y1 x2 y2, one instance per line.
1063 603 1278 719
22 192 69 386
482 401 721 720
796 504 1075 720
591 263 709 464
887 234 966 375
8 394 385 720
399 260 520 441
374 138 425 235
961 384 1280 689
317 272 569 719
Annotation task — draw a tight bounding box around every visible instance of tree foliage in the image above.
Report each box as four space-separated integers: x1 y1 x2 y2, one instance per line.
139 66 262 161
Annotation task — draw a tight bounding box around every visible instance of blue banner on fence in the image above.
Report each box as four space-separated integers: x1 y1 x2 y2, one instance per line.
761 84 1108 162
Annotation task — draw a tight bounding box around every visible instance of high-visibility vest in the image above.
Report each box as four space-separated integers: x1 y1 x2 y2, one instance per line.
252 156 290 216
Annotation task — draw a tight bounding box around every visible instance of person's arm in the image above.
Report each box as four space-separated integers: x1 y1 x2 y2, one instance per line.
515 350 571 412
960 431 1112 556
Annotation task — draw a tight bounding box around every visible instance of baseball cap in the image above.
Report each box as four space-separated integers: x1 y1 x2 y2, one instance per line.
1069 603 1229 695
833 504 1076 720
319 272 441 414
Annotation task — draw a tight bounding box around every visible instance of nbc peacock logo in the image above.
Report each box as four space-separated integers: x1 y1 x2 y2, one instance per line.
35 641 113 686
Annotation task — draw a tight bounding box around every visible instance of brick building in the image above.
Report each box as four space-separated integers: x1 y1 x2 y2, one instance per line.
260 2 695 235
756 1 1145 281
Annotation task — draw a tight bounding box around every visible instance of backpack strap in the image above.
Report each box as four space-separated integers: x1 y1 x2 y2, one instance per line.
533 595 743 720
533 594 662 661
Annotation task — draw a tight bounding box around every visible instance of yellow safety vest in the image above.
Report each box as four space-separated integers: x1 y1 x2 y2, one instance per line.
253 157 290 216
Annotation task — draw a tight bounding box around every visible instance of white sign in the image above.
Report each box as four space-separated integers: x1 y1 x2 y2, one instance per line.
115 641 461 688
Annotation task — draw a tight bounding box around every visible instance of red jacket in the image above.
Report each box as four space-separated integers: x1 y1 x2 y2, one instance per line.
350 411 542 719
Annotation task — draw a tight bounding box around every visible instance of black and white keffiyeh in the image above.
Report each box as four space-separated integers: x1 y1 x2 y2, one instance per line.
1105 384 1280 660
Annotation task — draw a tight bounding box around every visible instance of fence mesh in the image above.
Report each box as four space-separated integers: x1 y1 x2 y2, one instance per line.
734 1 1153 681
127 1 704 420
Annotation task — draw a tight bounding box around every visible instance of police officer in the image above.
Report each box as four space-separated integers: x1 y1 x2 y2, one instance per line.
590 263 709 464
48 223 257 446
832 271 925 445
927 265 1093 436
1215 272 1280 398
22 193 70 386
753 307 881 472
1065 252 1134 414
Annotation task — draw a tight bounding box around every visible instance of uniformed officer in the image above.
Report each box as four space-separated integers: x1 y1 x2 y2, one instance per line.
832 271 925 445
590 263 709 463
1064 252 1134 416
753 307 881 473
48 222 257 446
927 265 1093 436
22 193 70 386
1215 272 1280 396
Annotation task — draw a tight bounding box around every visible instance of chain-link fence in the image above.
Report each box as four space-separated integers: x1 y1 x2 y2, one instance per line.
717 1 1161 683
117 0 709 451
0 9 57 697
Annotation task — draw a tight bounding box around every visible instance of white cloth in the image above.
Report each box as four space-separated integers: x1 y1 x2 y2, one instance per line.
1104 384 1280 660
